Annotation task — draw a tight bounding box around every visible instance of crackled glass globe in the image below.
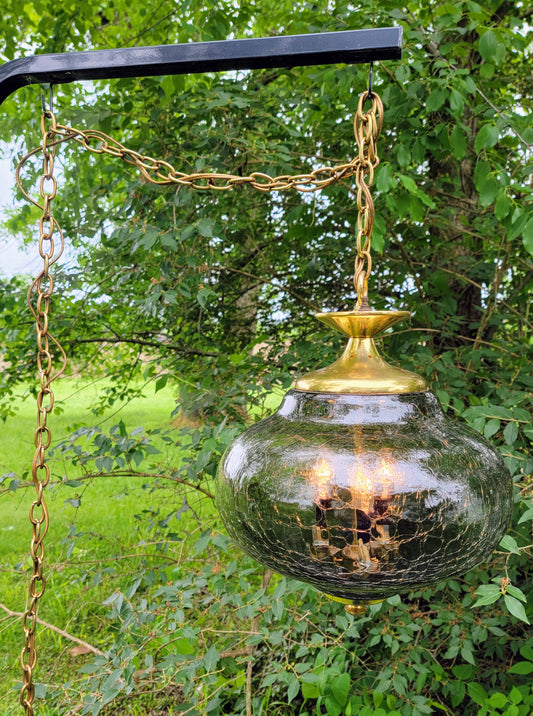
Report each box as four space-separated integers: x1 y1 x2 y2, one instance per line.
216 311 513 607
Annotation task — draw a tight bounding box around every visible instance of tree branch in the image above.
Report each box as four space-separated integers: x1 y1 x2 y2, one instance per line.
0 471 215 500
0 602 105 657
65 336 221 358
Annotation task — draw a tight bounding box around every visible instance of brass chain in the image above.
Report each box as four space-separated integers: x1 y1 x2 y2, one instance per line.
36 91 382 304
17 109 67 715
13 90 380 712
40 121 363 192
20 91 382 304
39 123 362 192
353 91 382 309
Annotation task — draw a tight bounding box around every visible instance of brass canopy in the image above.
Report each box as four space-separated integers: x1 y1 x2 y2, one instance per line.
294 310 428 395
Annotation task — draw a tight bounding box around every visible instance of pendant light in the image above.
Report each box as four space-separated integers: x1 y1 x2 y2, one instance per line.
216 91 513 614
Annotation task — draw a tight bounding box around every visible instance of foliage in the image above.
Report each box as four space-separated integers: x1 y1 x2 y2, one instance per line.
0 0 532 714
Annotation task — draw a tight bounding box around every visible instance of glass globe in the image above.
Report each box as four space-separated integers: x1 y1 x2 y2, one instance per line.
216 311 513 608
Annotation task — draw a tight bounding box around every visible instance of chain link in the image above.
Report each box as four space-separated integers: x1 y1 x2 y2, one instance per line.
353 91 382 309
13 94 381 710
20 91 382 313
17 110 67 716
40 123 363 192
29 93 381 197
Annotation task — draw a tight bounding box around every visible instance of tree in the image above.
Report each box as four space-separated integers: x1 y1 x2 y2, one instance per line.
0 1 532 714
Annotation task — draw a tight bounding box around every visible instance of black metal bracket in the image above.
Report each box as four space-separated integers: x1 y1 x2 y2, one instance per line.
0 27 402 108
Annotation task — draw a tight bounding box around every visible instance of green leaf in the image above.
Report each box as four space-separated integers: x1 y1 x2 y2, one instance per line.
488 693 507 709
330 673 351 707
324 696 343 716
301 681 319 699
193 530 212 555
474 124 499 153
204 645 219 672
464 405 514 421
376 163 395 192
372 214 386 253
478 177 499 206
426 89 446 112
520 645 533 661
518 507 533 524
509 686 523 704
484 418 500 438
508 661 533 675
399 174 418 193
503 421 518 445
139 227 160 250
506 585 527 602
472 584 501 607
494 192 511 220
461 643 476 666
499 535 520 554
479 31 497 61
63 479 83 488
33 683 47 700
452 664 474 680
397 144 411 168
523 217 533 256
473 159 491 190
395 65 410 84
504 595 530 624
450 126 467 160
287 675 300 703
155 374 169 392
463 75 477 95
398 174 435 208
197 218 215 237
197 287 217 308
449 88 465 116
467 682 488 706
509 211 528 241
494 42 507 66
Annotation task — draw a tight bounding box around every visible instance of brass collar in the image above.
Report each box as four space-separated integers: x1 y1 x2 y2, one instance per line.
294 310 428 395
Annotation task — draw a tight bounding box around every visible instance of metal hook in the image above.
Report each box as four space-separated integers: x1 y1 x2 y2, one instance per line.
40 84 54 116
367 61 374 100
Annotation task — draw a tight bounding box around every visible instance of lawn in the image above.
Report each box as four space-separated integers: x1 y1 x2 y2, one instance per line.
0 375 215 715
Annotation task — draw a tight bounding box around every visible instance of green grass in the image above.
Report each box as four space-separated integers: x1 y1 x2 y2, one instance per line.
0 375 212 715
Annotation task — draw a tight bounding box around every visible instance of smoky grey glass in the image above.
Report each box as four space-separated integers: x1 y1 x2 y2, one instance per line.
216 390 513 602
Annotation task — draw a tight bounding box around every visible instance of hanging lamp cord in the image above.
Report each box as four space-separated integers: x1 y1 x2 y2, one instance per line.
16 104 67 715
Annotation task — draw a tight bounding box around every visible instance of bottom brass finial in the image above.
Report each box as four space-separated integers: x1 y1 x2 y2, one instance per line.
345 603 367 616
325 593 385 616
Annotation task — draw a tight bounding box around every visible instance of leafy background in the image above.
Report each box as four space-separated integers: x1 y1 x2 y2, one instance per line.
0 1 532 714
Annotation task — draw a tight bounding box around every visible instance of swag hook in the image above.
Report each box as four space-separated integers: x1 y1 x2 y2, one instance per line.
40 84 54 116
367 61 374 99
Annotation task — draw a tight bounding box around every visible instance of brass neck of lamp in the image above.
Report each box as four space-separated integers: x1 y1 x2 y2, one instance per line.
294 310 428 395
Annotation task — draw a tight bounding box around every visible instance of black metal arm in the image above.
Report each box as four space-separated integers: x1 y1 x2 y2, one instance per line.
0 27 402 107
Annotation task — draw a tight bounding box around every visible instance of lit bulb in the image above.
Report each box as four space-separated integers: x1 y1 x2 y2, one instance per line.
349 465 375 512
311 458 334 500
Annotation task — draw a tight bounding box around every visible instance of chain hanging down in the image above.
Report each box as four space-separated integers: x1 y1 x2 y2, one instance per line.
16 107 67 716
353 90 382 310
